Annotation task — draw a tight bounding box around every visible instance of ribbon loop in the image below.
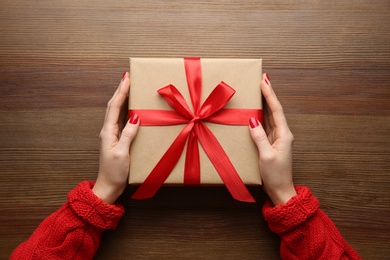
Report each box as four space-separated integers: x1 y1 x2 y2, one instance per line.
158 85 194 120
199 81 236 119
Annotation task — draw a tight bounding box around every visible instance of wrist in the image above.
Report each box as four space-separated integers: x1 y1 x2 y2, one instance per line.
268 186 297 206
92 181 123 204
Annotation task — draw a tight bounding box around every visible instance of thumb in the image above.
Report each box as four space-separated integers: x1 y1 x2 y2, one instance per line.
117 114 140 152
249 117 273 155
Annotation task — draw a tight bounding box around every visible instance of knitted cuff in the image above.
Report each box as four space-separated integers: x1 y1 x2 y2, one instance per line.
262 186 319 234
68 181 125 230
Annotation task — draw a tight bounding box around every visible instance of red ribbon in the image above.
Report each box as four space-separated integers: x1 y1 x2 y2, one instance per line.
129 58 262 202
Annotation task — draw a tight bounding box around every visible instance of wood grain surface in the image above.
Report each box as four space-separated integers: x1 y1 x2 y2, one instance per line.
1 0 389 259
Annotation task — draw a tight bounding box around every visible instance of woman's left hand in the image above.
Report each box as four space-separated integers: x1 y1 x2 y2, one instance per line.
92 72 140 204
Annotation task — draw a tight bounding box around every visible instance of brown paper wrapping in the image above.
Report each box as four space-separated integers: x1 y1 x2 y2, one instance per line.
129 58 262 186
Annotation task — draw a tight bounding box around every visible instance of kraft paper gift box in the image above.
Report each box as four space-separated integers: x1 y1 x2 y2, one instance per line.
128 57 262 202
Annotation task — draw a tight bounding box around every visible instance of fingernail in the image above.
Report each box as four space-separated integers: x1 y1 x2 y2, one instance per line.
121 71 127 81
265 73 270 81
264 78 269 85
249 117 259 128
129 114 139 124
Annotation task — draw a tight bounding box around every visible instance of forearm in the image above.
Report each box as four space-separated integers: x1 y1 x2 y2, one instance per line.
11 181 124 260
262 186 361 260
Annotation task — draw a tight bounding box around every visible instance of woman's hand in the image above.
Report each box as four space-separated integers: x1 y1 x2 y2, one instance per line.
249 74 296 206
92 72 139 204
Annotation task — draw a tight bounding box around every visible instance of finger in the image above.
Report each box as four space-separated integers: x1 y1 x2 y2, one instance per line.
117 114 140 153
261 74 274 143
104 72 128 122
104 72 130 128
263 98 273 135
261 74 274 131
249 117 273 156
117 96 129 133
261 74 289 135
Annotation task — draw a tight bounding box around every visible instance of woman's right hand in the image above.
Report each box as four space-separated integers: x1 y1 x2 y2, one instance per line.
249 74 297 206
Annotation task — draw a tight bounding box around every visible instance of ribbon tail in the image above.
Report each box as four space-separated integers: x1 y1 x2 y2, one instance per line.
131 123 194 199
184 130 200 185
195 122 256 203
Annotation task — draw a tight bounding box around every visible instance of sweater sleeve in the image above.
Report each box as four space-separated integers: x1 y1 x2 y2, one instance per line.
262 186 361 260
10 181 125 260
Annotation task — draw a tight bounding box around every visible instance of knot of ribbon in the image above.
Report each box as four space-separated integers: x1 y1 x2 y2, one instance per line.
129 58 262 202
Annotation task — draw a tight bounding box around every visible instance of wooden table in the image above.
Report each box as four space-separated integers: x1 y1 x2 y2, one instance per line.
1 1 389 259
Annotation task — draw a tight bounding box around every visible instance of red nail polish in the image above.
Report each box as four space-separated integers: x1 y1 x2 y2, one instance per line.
129 114 139 124
265 73 270 81
121 71 127 81
249 117 259 128
264 78 269 85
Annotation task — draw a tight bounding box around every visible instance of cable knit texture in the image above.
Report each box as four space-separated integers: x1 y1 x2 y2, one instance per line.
262 186 361 260
11 183 361 259
68 181 124 229
262 186 320 234
10 181 124 260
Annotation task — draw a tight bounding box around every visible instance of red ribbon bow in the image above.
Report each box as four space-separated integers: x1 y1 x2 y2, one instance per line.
129 58 262 202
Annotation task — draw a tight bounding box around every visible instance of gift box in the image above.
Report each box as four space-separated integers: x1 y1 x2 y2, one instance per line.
128 57 263 202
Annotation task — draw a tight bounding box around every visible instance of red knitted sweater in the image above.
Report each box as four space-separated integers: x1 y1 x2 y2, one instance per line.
11 182 361 259
263 186 361 259
10 181 124 260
